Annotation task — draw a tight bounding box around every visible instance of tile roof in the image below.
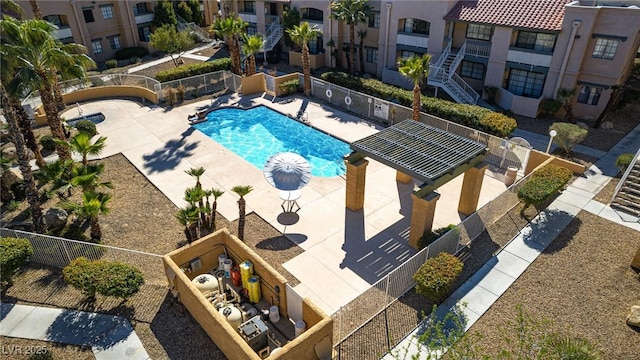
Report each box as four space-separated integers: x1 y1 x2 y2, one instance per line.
444 0 570 31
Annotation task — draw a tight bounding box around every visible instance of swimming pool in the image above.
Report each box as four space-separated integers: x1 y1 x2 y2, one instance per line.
192 106 351 177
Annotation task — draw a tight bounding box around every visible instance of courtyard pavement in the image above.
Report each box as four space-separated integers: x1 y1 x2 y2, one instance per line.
61 95 507 315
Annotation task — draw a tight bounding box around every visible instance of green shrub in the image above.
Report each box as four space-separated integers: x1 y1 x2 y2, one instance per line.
539 98 562 117
0 237 33 287
39 134 56 151
105 59 118 69
419 224 457 250
549 122 588 153
75 120 97 137
155 58 232 82
63 257 144 299
115 46 148 60
413 252 463 303
615 153 635 173
517 164 572 214
279 79 300 95
320 71 516 137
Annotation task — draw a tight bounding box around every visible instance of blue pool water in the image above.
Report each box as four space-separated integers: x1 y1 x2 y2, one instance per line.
192 106 351 177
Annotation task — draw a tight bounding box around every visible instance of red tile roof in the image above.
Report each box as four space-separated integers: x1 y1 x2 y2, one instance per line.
444 0 570 31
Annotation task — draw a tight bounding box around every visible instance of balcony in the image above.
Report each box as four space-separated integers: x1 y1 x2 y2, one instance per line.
507 48 552 67
265 14 279 25
52 26 72 40
396 33 428 49
239 13 258 24
135 12 154 24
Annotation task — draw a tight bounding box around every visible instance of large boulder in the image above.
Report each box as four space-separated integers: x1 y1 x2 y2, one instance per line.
1 145 34 161
44 208 68 230
627 305 640 328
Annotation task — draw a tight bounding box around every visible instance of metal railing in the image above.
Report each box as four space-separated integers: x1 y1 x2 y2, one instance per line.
156 71 240 102
610 146 640 209
465 39 492 58
177 14 211 43
262 17 282 52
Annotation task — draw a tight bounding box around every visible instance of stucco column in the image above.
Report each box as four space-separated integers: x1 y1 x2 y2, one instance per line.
457 163 489 216
409 192 441 250
345 158 369 211
396 171 413 184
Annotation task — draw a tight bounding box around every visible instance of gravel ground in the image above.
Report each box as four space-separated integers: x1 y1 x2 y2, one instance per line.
0 337 93 360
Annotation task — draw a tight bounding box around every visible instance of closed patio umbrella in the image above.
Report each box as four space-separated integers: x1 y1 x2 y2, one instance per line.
263 152 312 191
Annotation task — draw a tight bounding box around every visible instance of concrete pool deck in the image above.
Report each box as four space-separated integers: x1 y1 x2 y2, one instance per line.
62 95 507 315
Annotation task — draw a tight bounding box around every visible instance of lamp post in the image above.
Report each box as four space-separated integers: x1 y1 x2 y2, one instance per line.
546 130 557 154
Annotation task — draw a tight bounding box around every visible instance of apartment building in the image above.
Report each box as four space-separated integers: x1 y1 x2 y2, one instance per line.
16 0 219 63
229 0 640 120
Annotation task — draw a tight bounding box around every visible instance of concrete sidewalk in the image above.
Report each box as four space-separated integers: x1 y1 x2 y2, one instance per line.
126 42 216 74
0 303 149 360
384 123 640 359
512 128 607 159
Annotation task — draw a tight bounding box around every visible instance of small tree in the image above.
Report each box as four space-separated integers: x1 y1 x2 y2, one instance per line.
188 0 203 26
357 29 367 74
209 188 225 231
549 122 588 153
282 7 301 49
0 237 33 288
176 1 193 23
556 88 576 123
153 0 177 28
232 185 253 241
61 190 111 241
149 25 195 67
413 252 463 303
517 164 572 215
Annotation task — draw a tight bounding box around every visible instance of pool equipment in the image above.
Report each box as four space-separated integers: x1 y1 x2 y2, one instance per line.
295 320 306 337
191 274 218 294
231 266 241 287
223 259 233 278
219 305 243 329
239 316 269 353
269 306 280 323
248 276 261 303
218 253 228 271
240 261 253 290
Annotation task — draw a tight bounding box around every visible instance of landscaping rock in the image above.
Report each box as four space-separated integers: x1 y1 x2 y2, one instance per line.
44 208 68 230
627 305 640 328
1 145 34 161
2 167 24 188
576 121 589 130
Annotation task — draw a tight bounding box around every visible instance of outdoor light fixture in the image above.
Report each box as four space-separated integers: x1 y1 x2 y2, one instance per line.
546 130 558 154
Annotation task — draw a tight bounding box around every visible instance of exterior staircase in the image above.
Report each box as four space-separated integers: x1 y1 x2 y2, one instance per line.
241 18 283 63
610 150 640 222
177 15 212 43
428 39 480 105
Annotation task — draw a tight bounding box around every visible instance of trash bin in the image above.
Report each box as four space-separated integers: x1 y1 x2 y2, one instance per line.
504 166 518 186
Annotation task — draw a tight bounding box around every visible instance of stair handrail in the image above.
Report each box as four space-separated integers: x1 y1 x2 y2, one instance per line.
449 72 480 103
176 14 211 42
447 41 466 75
428 66 447 83
610 146 640 205
464 39 491 57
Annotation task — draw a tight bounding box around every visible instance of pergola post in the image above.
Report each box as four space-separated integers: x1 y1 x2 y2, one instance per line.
409 191 441 250
396 171 413 184
458 163 489 216
345 155 369 211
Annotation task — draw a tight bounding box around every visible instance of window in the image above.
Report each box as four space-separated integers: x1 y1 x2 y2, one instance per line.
399 50 416 60
82 8 95 23
402 19 429 35
368 12 380 28
108 35 121 50
592 38 619 60
246 23 257 35
506 69 546 98
515 31 556 52
100 4 114 20
366 48 378 63
133 3 149 16
138 26 151 42
43 14 67 27
91 39 103 54
460 61 485 80
466 23 492 41
577 86 602 105
243 1 255 14
302 8 323 22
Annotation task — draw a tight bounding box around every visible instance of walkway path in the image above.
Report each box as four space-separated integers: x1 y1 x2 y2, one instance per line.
0 303 149 360
384 123 640 359
126 42 216 74
512 128 607 159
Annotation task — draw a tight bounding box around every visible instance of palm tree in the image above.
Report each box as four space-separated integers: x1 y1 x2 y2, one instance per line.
357 29 367 74
1 18 96 162
329 0 372 75
211 16 247 75
1 0 22 18
209 188 224 231
242 34 264 76
398 54 431 121
29 0 42 19
175 205 200 243
287 22 323 96
184 186 207 230
58 132 107 166
231 185 253 241
185 166 206 189
61 190 111 241
49 162 112 199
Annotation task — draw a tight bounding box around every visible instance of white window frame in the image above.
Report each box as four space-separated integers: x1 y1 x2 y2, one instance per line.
366 48 378 63
91 39 103 54
108 35 121 50
592 38 619 60
100 4 114 20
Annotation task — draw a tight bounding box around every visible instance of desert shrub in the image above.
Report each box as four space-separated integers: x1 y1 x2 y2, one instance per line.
39 134 56 151
539 98 562 117
615 153 635 173
413 252 463 303
115 46 148 60
517 164 572 214
105 59 118 69
155 58 232 82
419 224 457 250
75 120 97 137
279 79 300 95
176 84 187 102
0 237 33 287
165 88 177 105
29 352 53 360
549 122 588 153
320 71 516 137
63 257 144 299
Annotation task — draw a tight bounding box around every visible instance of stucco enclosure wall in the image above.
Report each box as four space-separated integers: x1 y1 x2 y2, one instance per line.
241 73 267 95
525 149 587 176
273 73 300 96
34 86 158 125
288 51 325 70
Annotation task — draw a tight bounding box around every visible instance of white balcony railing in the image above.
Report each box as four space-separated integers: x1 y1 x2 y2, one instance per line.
507 49 552 68
465 40 491 58
239 13 258 23
52 27 72 40
135 13 154 24
396 33 428 49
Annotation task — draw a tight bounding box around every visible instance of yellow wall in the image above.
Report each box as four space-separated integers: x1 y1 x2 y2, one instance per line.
288 51 325 70
525 150 586 176
34 86 158 126
241 73 267 95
